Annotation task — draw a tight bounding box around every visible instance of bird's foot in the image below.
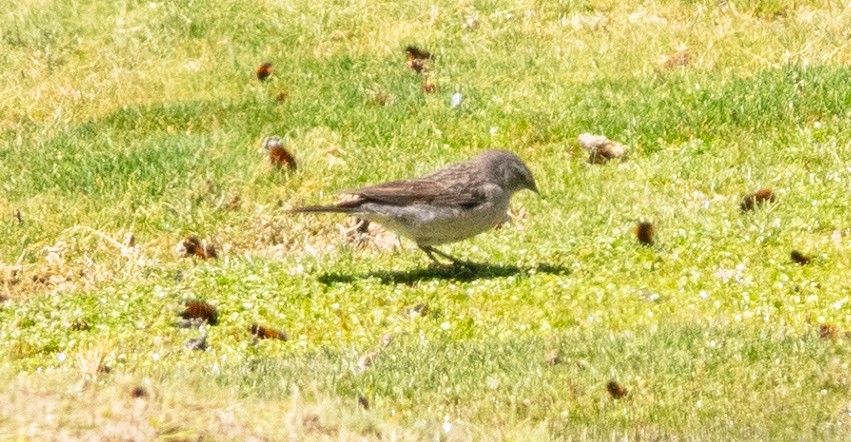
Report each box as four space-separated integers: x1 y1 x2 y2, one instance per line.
420 246 482 269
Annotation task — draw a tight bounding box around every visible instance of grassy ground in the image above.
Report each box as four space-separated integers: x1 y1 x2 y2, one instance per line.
1 0 850 439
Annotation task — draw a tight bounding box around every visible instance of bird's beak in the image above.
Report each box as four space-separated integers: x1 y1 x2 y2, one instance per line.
530 181 539 194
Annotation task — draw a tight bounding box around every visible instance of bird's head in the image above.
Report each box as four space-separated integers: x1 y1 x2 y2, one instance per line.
481 150 539 194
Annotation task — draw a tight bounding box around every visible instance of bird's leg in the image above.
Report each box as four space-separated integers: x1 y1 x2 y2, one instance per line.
426 247 466 264
419 246 446 266
419 246 479 268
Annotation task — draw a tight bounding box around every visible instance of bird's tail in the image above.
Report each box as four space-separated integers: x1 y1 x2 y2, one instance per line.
289 205 355 214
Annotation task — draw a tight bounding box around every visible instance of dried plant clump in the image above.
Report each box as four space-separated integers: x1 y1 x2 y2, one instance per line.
819 323 839 340
790 250 812 265
405 45 432 73
262 136 298 170
661 45 690 69
224 194 242 210
741 188 776 211
256 62 273 81
404 45 437 97
405 45 432 60
635 222 655 246
606 380 628 399
357 352 377 372
366 89 396 107
545 349 561 366
128 386 148 399
70 319 91 331
578 133 627 163
407 303 429 317
175 235 218 259
247 323 288 341
179 301 219 326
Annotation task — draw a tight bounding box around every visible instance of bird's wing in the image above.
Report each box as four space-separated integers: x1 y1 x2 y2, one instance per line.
340 177 486 209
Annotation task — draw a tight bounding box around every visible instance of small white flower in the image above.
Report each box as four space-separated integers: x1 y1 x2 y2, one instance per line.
450 93 463 108
440 321 451 330
442 421 452 433
183 59 202 72
487 377 500 390
56 352 66 362
699 290 709 299
489 127 498 136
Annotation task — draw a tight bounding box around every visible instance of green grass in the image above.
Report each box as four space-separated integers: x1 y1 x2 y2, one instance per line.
1 0 850 439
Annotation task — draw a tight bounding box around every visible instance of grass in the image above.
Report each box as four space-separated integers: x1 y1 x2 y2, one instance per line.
1 0 850 439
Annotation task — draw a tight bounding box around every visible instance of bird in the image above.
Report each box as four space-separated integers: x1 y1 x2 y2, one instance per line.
291 150 538 265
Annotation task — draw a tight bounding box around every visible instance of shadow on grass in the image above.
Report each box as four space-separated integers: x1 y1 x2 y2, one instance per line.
318 262 571 285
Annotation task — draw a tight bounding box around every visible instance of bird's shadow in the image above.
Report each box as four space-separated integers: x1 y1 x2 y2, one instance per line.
317 262 571 285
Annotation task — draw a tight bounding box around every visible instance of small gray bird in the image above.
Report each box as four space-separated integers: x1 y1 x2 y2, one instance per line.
291 150 538 265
